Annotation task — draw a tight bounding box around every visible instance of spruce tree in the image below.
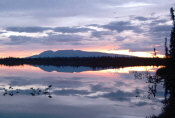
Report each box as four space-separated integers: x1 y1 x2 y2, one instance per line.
165 37 169 58
170 7 175 59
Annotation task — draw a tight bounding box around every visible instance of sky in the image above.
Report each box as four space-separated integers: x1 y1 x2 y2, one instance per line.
0 0 175 57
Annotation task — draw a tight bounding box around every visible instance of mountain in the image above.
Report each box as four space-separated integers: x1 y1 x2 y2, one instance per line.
29 50 131 58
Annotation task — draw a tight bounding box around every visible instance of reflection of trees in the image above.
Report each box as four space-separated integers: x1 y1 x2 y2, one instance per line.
138 7 175 117
133 71 163 99
1 85 52 98
155 66 175 118
133 65 175 118
153 7 175 118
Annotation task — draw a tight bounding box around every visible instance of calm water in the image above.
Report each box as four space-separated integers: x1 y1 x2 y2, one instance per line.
0 65 165 118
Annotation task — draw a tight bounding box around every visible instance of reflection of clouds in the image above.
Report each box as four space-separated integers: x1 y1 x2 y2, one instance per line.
115 81 128 87
53 89 91 96
102 90 134 102
3 76 84 89
1 74 164 106
5 77 33 86
0 65 165 117
100 66 163 73
91 84 111 92
0 66 165 101
135 102 149 106
0 96 123 118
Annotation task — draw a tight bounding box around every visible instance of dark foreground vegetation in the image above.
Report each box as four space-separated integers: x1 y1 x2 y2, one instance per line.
0 57 167 68
145 7 175 118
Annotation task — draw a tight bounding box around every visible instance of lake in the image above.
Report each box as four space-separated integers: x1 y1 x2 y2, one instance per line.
0 65 165 118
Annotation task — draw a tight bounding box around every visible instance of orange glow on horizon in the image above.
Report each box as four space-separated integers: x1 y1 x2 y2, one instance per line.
99 66 164 73
0 49 165 58
0 50 45 58
99 49 165 58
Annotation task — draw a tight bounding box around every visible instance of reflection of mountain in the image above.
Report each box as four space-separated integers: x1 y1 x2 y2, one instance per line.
34 65 103 73
29 50 130 58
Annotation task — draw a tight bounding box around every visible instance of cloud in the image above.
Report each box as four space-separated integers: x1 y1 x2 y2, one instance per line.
91 31 113 38
146 21 172 49
6 34 86 45
5 26 94 33
102 21 142 33
45 34 84 43
115 36 126 41
6 27 51 33
150 19 168 25
119 43 154 51
0 7 173 55
54 27 94 33
3 15 171 54
0 0 173 28
150 25 172 33
134 16 150 21
7 36 32 45
116 2 153 8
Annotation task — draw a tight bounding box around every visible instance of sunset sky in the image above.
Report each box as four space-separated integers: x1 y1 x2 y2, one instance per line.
0 0 174 57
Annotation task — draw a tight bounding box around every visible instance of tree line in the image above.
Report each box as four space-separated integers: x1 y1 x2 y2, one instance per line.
0 57 166 68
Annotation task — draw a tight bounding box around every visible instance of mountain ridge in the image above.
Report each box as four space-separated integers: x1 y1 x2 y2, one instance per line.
29 50 132 58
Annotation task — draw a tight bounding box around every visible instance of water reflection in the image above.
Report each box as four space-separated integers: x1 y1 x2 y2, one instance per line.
133 71 164 99
153 65 175 118
0 65 164 118
34 65 163 73
132 64 175 118
34 65 98 73
2 85 52 98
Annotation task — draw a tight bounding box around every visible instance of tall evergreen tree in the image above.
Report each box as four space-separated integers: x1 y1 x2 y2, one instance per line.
170 7 175 58
165 37 169 58
170 7 175 26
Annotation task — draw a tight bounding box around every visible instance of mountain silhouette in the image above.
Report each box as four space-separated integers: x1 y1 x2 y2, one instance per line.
29 50 131 58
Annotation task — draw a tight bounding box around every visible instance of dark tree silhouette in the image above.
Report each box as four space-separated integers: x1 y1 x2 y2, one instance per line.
165 37 169 58
169 7 175 59
154 48 157 58
170 7 175 26
146 7 175 118
0 57 166 68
